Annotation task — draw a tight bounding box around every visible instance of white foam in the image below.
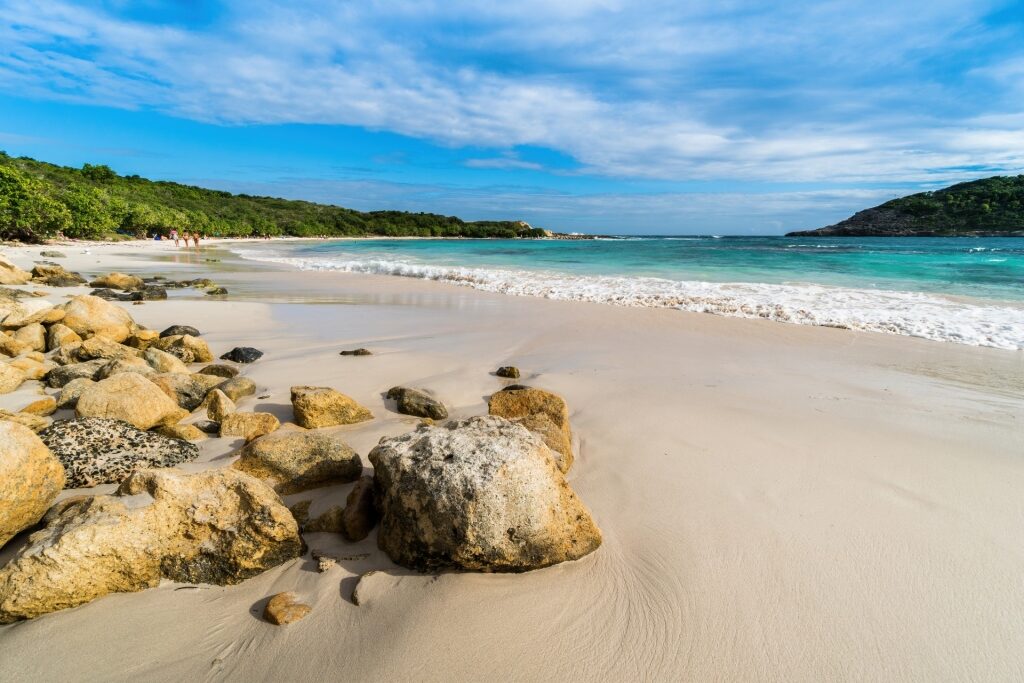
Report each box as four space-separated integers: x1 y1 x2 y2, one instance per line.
233 248 1024 350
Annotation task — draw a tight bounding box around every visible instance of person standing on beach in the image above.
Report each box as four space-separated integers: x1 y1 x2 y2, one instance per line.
193 232 200 248
180 231 190 247
170 228 179 247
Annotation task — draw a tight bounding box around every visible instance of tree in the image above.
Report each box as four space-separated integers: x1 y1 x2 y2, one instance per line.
0 166 72 242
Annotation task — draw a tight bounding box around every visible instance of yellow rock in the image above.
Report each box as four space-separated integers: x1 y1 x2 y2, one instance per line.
290 385 373 429
59 295 136 342
488 387 574 472
20 396 56 416
75 373 182 430
0 421 65 547
263 592 312 625
220 412 280 442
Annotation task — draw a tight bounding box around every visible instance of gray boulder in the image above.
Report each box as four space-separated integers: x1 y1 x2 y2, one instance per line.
385 386 448 420
39 417 200 488
369 416 601 572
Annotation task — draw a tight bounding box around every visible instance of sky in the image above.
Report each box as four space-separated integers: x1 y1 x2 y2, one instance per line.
1 1 1023 234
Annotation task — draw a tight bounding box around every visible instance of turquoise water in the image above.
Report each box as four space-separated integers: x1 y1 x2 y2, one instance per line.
233 236 1024 349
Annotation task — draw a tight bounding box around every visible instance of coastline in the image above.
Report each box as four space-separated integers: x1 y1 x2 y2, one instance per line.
1 241 1023 680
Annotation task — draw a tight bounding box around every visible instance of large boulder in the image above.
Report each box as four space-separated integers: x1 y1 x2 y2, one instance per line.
219 376 256 402
0 253 31 285
0 468 304 622
89 272 144 290
60 295 135 342
31 264 87 287
124 329 160 350
0 422 65 548
13 323 46 352
150 334 213 363
0 410 51 432
149 372 224 411
96 356 155 380
73 337 140 362
0 363 24 394
369 416 601 572
488 387 574 473
0 298 55 328
39 417 200 487
290 386 373 429
385 386 448 420
232 428 362 494
75 373 182 430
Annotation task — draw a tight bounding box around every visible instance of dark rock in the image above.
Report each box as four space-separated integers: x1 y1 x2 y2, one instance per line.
198 363 239 378
205 287 228 296
88 288 120 300
30 264 86 287
160 325 200 338
149 373 225 411
118 286 167 301
496 366 520 378
39 251 66 258
500 384 531 392
339 348 372 356
220 347 263 363
193 419 220 434
38 417 200 488
45 359 107 388
385 386 448 420
341 476 378 542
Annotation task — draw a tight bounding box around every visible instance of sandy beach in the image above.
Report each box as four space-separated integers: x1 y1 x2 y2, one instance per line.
1 239 1022 681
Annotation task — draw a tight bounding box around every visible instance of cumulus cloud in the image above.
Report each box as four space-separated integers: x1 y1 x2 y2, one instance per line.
1 0 1023 186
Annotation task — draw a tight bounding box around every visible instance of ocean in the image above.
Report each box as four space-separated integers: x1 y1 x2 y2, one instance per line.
230 236 1024 350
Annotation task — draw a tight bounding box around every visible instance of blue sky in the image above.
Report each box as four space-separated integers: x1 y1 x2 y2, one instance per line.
1 1 1023 234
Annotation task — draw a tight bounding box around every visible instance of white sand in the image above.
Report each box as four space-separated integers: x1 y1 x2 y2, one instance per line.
1 240 1022 681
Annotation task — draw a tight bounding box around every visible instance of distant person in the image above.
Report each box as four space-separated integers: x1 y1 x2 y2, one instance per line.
170 229 179 247
180 231 191 247
193 232 200 248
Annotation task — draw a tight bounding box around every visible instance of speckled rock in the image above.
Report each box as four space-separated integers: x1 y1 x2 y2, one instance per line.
0 468 304 622
220 412 280 442
75 373 182 430
232 429 362 494
369 415 601 572
263 592 311 625
385 386 448 420
488 386 574 473
39 417 200 488
291 386 373 428
59 295 136 342
0 421 65 548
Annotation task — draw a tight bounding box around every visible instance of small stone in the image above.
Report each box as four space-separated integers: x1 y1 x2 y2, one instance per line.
198 364 238 378
220 412 280 442
205 287 228 296
263 592 311 625
339 348 372 356
205 388 236 422
351 571 378 607
155 423 207 442
193 419 220 434
160 325 200 338
314 553 337 573
220 347 263 363
496 366 521 378
385 386 448 420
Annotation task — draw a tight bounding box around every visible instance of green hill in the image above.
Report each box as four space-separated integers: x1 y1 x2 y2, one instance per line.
0 152 542 242
788 175 1024 236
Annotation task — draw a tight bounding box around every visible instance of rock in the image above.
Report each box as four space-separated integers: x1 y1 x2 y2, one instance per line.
8 356 51 381
88 288 121 301
218 376 256 402
13 323 46 352
303 506 344 533
351 571 378 607
59 295 136 342
124 329 161 350
150 334 213 363
1 298 55 328
75 373 183 430
154 423 207 442
20 396 56 416
89 272 144 290
149 372 225 411
143 347 190 374
312 550 337 572
0 363 25 394
0 334 29 357
118 285 167 301
496 366 521 378
39 251 66 258
46 359 107 388
385 386 448 420
159 324 200 338
220 412 280 442
220 347 263 363
55 378 95 408
0 411 51 432
339 348 372 356
39 417 201 487
198 363 239 378
205 388 236 421
205 287 228 296
289 500 312 526
341 476 378 542
73 336 140 362
232 429 362 494
96 356 156 380
0 254 31 285
291 386 373 429
193 419 220 434
263 592 311 625
369 416 601 572
488 386 574 473
46 323 82 351
0 468 304 622
0 422 65 548
31 264 87 287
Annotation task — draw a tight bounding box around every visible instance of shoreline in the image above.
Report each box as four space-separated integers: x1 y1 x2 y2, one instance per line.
1 242 1023 680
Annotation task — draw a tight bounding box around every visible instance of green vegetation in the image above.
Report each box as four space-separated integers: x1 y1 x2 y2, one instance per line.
789 175 1024 236
0 152 544 242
